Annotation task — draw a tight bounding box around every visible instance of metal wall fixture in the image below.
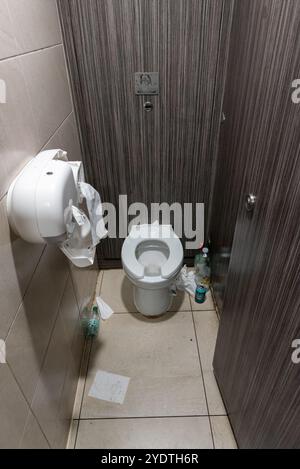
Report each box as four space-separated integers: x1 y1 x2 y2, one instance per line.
135 72 159 95
245 193 257 212
144 101 153 112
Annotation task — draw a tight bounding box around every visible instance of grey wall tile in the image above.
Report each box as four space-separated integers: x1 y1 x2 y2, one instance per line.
31 312 75 449
0 57 39 199
0 364 30 448
6 245 69 402
0 0 18 60
43 112 82 161
69 263 98 313
0 0 102 448
7 0 61 54
0 196 45 340
59 275 85 366
19 45 72 149
19 412 50 449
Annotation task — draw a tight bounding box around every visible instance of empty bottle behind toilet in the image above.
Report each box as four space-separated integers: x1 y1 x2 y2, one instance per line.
195 248 211 290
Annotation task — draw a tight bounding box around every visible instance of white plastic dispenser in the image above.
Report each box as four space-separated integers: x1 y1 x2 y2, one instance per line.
7 149 107 268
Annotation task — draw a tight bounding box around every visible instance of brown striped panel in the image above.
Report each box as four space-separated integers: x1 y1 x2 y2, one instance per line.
213 0 300 448
57 0 234 262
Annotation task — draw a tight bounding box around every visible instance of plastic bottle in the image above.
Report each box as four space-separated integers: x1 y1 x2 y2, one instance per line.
195 285 207 304
81 305 101 337
194 247 211 303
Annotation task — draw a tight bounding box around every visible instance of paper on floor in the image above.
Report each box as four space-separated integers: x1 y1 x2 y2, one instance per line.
176 265 197 297
88 371 130 405
96 296 114 320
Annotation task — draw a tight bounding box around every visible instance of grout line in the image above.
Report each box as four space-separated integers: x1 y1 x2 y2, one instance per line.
192 311 215 449
109 310 194 315
94 270 105 301
0 43 63 63
39 110 73 153
99 271 105 292
192 309 216 313
67 419 79 450
70 269 103 447
77 415 216 422
74 338 94 448
188 292 193 310
0 193 7 204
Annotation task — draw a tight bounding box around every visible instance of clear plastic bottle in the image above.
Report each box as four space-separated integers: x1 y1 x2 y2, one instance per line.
195 247 211 291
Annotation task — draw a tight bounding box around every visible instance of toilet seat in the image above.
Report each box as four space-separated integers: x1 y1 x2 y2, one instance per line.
122 225 184 282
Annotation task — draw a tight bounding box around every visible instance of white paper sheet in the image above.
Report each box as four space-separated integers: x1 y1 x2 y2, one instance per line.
88 371 130 405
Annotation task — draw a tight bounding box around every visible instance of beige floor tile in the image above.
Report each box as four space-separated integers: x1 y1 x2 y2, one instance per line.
169 291 191 312
81 312 207 418
82 375 207 419
193 310 219 372
76 417 213 449
67 420 79 449
203 370 226 416
191 290 215 311
101 270 192 314
101 270 137 313
211 416 237 449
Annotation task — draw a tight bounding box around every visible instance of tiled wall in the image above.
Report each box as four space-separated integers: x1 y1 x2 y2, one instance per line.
0 0 98 448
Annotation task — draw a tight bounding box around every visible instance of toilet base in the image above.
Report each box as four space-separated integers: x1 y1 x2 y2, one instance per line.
134 286 173 317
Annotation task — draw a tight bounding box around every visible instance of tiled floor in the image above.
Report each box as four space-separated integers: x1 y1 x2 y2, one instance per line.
68 270 237 449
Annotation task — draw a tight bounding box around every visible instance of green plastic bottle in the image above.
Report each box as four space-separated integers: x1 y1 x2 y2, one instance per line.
81 305 101 338
87 306 101 337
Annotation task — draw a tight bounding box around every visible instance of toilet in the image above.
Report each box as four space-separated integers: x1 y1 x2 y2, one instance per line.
122 224 184 317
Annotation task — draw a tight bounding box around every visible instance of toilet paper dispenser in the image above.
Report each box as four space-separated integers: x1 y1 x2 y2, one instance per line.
7 149 107 268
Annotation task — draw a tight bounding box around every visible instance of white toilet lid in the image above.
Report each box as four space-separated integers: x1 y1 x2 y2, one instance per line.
122 225 184 281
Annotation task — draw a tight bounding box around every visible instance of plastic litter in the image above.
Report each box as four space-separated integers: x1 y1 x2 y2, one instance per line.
81 305 101 337
96 296 114 321
79 182 108 245
60 183 108 268
176 265 197 297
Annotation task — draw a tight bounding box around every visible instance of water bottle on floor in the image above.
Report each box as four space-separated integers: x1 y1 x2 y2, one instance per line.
194 247 211 303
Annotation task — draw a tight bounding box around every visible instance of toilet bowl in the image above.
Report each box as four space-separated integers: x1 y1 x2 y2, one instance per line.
122 224 184 317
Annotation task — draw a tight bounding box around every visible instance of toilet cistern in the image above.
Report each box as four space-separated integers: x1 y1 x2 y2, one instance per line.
7 149 107 268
